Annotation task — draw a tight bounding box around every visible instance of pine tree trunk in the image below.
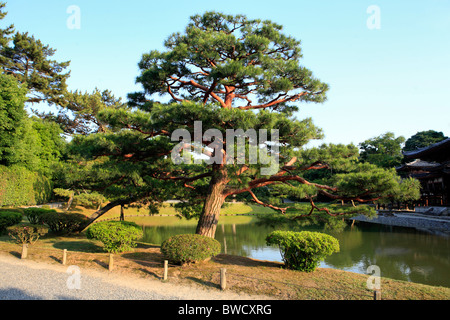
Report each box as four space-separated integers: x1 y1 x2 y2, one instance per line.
66 193 74 211
120 204 124 221
196 166 227 238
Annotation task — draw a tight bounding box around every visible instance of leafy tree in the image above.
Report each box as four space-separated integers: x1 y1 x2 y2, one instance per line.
70 12 420 237
2 113 66 176
29 117 66 173
359 132 405 168
0 70 27 165
403 130 448 152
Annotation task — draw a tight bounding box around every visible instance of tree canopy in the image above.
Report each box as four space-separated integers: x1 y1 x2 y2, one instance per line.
0 24 70 107
403 130 448 152
359 132 405 168
129 11 328 112
0 70 27 165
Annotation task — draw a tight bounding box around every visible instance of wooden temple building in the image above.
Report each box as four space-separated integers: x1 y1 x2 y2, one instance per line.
397 138 450 207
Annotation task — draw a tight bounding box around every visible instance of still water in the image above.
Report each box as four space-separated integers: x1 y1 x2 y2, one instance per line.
138 216 450 288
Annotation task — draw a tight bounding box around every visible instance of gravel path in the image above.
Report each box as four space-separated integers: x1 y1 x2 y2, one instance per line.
0 254 270 300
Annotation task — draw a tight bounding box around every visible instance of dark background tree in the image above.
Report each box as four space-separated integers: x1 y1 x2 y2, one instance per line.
403 130 448 152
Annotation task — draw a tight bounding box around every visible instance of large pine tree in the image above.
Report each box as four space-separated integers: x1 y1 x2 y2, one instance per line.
71 12 419 237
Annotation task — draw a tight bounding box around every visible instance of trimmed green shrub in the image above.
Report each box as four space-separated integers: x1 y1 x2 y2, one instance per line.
266 230 340 272
86 221 143 253
161 234 221 265
0 211 23 233
39 211 88 235
8 224 48 245
23 207 57 224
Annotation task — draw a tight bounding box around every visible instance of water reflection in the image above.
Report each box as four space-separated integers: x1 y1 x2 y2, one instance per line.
139 217 450 288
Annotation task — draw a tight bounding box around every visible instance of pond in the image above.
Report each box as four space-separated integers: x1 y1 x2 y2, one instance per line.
136 215 450 288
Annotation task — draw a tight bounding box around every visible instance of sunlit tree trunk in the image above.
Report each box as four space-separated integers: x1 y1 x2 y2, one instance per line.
195 166 227 238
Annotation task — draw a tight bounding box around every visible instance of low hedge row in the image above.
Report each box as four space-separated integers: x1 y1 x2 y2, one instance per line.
22 208 87 235
0 211 23 233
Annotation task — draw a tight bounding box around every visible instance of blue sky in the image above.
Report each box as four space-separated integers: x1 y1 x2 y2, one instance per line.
3 0 450 147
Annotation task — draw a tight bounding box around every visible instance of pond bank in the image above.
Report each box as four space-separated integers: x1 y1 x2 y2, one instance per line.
349 211 450 236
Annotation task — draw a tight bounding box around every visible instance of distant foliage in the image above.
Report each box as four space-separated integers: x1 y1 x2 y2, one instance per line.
358 132 405 168
161 234 221 265
0 165 52 207
266 230 339 272
86 221 143 253
0 72 27 166
0 210 22 233
403 130 448 152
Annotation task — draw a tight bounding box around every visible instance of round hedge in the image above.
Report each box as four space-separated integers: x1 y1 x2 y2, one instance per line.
266 230 340 272
0 211 23 233
86 221 143 253
161 234 221 265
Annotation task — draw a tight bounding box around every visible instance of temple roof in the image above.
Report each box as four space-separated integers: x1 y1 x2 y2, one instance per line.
396 159 441 171
403 138 450 162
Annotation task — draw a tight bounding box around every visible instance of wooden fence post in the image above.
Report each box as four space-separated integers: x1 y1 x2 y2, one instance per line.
62 249 67 265
374 290 381 300
21 244 28 259
220 268 227 290
163 260 168 281
109 253 114 271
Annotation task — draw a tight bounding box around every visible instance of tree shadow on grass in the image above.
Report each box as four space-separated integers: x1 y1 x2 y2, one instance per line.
212 254 283 268
137 268 161 280
121 250 167 279
184 276 220 290
135 242 160 250
52 241 103 253
93 259 108 269
49 255 62 264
